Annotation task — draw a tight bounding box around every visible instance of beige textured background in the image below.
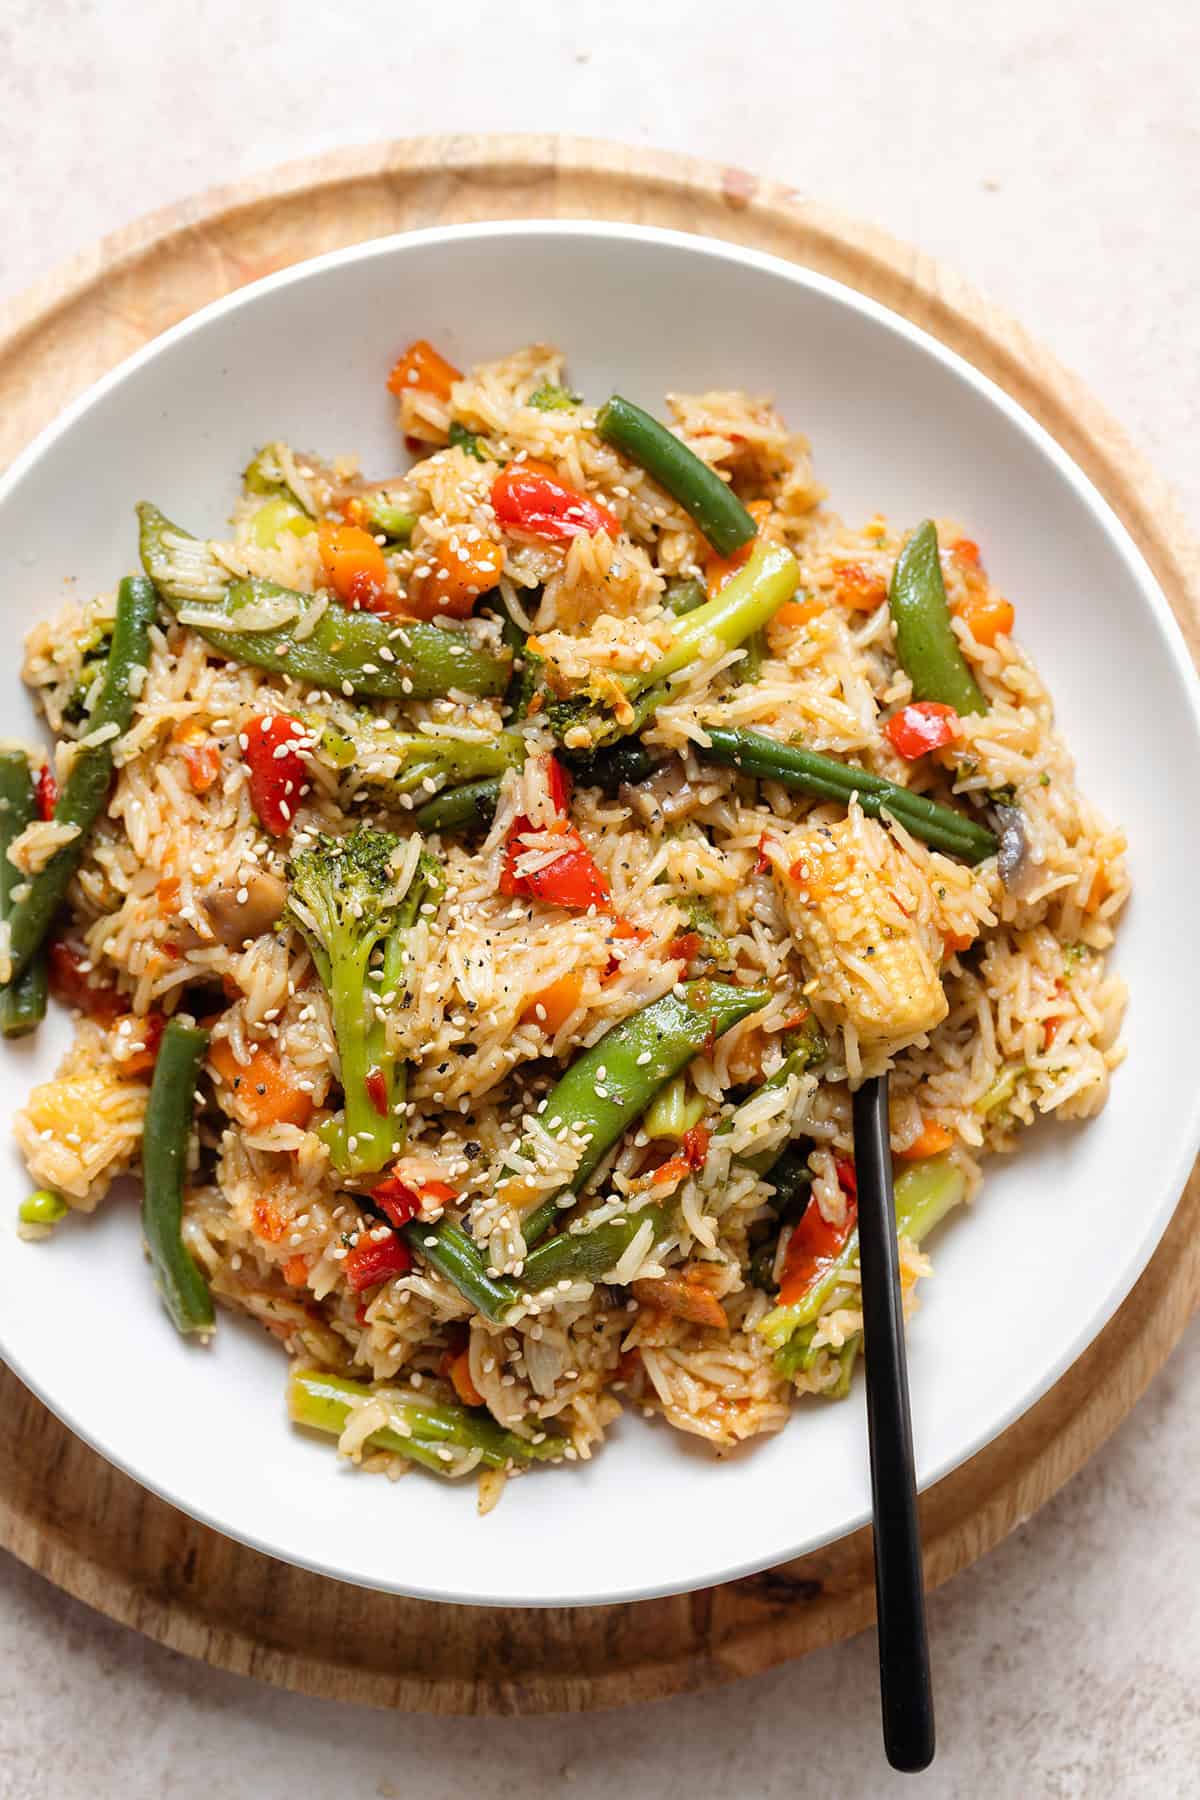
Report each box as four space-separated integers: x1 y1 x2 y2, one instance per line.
1 1 1198 1794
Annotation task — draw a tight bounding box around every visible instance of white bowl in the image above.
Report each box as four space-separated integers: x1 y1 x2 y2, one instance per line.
2 223 1198 1608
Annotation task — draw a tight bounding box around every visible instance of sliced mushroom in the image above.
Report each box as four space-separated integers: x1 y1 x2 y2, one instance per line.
992 805 1039 900
631 1272 729 1330
199 871 287 946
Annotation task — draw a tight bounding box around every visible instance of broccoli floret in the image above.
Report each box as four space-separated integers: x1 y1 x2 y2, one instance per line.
527 382 581 413
561 735 657 794
61 629 114 726
448 420 489 462
285 827 444 1175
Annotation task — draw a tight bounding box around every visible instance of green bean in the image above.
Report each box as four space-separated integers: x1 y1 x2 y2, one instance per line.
765 1155 966 1369
142 1019 214 1336
596 395 758 555
1 956 47 1039
0 751 47 1036
696 726 997 863
412 776 503 835
19 1188 67 1226
137 504 510 702
288 1368 565 1473
889 520 987 716
493 607 532 718
5 576 157 985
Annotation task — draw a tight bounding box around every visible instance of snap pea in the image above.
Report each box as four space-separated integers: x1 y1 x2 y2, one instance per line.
407 981 771 1315
138 504 510 702
142 1019 214 1336
516 979 770 1247
288 1368 565 1472
0 751 47 1036
643 1072 705 1140
517 1204 671 1299
696 726 997 864
5 576 157 985
596 395 758 556
889 520 987 716
252 496 314 549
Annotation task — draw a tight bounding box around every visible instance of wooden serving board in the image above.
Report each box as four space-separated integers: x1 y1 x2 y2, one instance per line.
1 135 1197 1717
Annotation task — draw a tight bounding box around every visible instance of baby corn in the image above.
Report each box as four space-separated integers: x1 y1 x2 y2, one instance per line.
770 815 948 1048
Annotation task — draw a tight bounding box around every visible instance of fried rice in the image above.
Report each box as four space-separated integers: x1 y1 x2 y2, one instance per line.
9 341 1128 1511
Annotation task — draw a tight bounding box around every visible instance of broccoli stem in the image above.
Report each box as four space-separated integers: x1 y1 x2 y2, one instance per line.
287 832 443 1178
306 712 525 804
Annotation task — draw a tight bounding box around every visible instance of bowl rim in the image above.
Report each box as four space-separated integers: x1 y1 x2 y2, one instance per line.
2 217 1199 1607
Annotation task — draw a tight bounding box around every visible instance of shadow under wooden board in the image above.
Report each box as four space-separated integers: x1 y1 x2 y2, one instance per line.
0 135 1197 1717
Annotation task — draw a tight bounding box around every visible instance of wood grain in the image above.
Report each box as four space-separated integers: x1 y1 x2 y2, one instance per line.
1 134 1196 1717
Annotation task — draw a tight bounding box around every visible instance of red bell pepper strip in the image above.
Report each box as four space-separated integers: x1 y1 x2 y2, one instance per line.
242 714 309 835
883 701 960 760
500 756 611 910
778 1190 858 1308
364 1068 389 1117
344 1230 413 1292
47 938 123 1024
682 1124 710 1170
35 764 58 821
370 1173 457 1229
491 460 620 544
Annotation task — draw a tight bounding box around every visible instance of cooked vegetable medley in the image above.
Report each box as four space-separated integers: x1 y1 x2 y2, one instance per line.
6 342 1129 1510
